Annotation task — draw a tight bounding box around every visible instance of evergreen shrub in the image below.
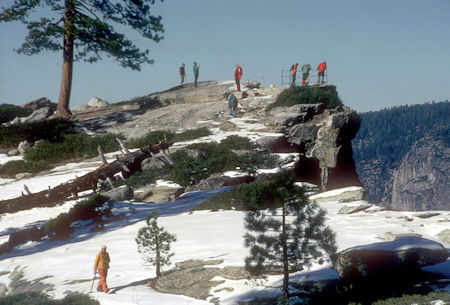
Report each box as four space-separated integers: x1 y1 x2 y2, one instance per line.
25 133 120 163
0 160 49 177
129 128 211 149
0 119 76 148
43 194 110 239
219 135 256 150
0 291 100 305
191 178 280 212
267 86 343 111
169 142 277 187
0 103 32 124
129 130 174 148
173 127 210 142
114 167 164 188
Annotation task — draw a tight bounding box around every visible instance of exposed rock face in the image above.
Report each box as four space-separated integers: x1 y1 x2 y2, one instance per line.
77 82 360 191
22 97 56 112
154 259 250 300
391 137 450 211
332 236 449 280
277 104 361 190
309 186 365 203
338 203 372 214
266 103 325 128
143 81 237 106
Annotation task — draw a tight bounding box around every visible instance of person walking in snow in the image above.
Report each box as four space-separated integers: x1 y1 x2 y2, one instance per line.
234 64 243 91
301 63 311 85
317 61 327 83
290 63 298 86
228 93 238 117
179 63 186 85
193 62 200 87
94 245 110 293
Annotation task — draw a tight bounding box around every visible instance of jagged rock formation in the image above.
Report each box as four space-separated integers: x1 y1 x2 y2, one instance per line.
75 82 361 192
268 102 361 190
391 136 450 211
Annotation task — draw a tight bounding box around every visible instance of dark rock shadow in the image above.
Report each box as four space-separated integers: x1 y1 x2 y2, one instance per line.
234 260 450 304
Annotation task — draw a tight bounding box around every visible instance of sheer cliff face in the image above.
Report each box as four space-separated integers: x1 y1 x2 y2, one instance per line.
391 137 450 211
270 104 362 191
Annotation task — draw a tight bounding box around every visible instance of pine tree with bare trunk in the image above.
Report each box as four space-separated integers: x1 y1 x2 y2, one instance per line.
243 170 337 301
1 0 165 119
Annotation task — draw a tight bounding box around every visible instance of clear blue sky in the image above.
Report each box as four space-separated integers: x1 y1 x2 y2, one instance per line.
1 0 449 112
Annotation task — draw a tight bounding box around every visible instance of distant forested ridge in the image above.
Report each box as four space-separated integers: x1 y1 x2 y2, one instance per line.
352 101 449 208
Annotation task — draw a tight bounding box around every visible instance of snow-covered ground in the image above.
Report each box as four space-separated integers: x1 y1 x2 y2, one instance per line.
0 116 449 304
1 153 449 304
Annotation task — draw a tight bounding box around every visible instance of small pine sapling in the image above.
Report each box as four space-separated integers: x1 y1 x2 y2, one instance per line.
135 210 177 277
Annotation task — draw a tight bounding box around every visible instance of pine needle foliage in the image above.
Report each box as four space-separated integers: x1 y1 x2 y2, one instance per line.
135 210 177 277
243 170 336 299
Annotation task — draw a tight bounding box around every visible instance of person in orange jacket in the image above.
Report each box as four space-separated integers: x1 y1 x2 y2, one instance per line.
317 61 327 83
94 245 111 293
290 63 298 86
234 64 243 91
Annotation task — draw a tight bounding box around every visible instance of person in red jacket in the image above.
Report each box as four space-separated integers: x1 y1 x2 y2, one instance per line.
317 61 327 83
234 64 243 91
290 63 298 86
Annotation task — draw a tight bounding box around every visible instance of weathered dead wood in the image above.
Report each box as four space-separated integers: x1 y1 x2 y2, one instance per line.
97 145 108 165
0 141 174 214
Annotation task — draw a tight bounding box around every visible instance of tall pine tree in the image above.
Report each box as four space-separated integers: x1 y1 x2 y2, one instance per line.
243 170 336 300
0 0 164 118
136 210 176 277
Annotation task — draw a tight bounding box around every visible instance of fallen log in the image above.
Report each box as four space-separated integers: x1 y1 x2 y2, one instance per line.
0 141 174 214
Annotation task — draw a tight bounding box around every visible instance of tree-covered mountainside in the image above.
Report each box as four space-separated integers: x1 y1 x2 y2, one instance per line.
352 101 449 206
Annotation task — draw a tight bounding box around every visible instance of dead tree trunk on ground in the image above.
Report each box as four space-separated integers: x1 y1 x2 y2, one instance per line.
0 141 173 214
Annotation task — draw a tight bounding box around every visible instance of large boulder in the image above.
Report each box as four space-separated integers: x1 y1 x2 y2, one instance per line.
331 236 449 280
104 185 133 201
88 97 110 108
134 185 183 203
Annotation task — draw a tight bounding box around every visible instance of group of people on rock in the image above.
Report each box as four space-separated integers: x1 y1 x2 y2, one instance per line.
178 61 327 118
179 62 200 87
179 63 243 91
290 61 327 86
179 61 327 90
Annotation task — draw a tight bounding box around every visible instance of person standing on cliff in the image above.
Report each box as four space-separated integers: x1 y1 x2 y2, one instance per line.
301 63 311 85
290 63 298 86
317 61 327 83
193 62 200 87
234 64 243 91
94 245 110 293
179 63 185 85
